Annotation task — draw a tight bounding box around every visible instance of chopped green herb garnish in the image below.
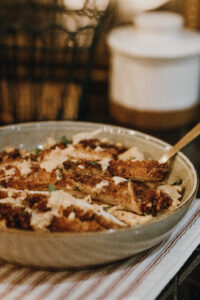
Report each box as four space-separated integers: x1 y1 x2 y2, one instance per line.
125 179 131 183
130 156 136 160
58 174 62 179
90 161 98 166
48 184 56 192
60 136 72 145
143 213 149 216
32 147 41 156
103 205 112 212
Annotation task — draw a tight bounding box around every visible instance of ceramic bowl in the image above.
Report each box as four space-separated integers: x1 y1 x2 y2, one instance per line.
0 121 198 270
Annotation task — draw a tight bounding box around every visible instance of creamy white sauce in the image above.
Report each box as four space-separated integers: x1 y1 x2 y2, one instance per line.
84 195 92 203
0 188 48 207
112 176 127 185
0 189 24 207
119 146 144 161
40 147 70 172
1 167 16 179
0 196 24 207
158 184 182 209
94 146 104 152
100 138 110 143
99 157 110 171
78 165 84 169
68 211 76 220
13 160 32 176
31 211 55 231
95 180 109 190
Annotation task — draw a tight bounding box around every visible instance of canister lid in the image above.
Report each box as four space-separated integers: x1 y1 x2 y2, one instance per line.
107 12 200 59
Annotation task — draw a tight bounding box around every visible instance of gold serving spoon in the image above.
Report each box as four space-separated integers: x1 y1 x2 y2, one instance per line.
159 122 200 164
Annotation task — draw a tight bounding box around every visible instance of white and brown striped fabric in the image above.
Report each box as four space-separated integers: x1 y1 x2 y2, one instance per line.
0 199 199 300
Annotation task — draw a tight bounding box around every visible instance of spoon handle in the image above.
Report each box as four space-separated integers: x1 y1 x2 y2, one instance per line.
159 122 200 164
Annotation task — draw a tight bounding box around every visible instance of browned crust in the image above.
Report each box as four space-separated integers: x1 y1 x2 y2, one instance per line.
0 203 31 230
0 158 171 216
23 194 50 212
109 160 168 182
0 191 124 232
49 206 122 232
78 139 127 159
133 183 172 216
36 139 127 162
63 159 169 182
0 137 174 232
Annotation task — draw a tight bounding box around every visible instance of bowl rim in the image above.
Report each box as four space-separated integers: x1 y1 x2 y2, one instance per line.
0 120 198 237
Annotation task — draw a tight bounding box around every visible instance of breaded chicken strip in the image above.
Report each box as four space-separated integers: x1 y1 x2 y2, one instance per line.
37 139 127 164
0 188 125 232
62 159 169 182
0 163 172 216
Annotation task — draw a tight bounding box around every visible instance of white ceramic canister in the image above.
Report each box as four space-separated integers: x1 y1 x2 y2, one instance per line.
107 12 200 129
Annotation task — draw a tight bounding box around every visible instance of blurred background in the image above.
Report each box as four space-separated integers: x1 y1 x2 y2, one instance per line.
0 0 199 127
0 0 110 124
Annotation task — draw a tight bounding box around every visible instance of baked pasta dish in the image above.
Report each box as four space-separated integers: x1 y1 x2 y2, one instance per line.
0 129 184 232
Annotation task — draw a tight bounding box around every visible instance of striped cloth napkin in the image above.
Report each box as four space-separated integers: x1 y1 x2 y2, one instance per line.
0 199 199 300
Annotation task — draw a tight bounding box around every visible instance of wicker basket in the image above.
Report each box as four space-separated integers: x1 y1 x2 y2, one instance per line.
0 0 110 124
184 0 200 30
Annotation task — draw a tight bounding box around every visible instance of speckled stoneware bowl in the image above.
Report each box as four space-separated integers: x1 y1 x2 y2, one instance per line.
0 121 198 270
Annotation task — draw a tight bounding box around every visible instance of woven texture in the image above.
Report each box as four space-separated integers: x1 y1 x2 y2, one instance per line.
184 0 200 30
0 0 109 123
